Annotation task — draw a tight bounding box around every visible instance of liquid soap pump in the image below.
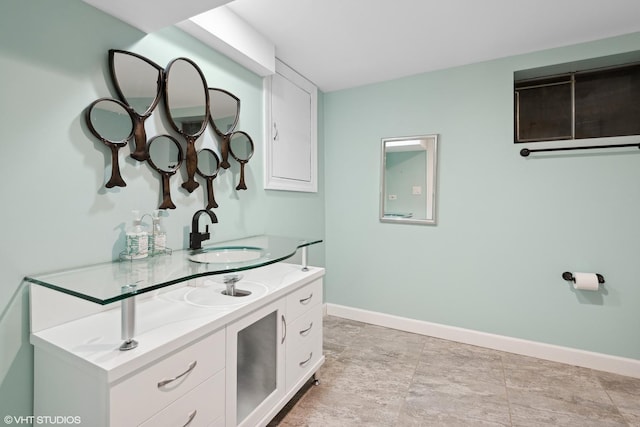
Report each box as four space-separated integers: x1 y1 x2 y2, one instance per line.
126 210 149 259
150 210 167 255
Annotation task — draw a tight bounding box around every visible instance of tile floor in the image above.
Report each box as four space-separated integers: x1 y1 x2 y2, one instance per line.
271 315 640 426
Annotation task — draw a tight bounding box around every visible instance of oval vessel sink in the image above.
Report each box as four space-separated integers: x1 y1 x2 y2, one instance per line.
189 246 263 264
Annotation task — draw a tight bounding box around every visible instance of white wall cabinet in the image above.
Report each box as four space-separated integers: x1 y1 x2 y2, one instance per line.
264 59 318 192
31 263 325 427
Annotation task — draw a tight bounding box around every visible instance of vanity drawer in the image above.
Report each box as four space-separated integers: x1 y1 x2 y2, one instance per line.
286 304 323 390
110 329 225 427
139 369 225 427
286 279 322 321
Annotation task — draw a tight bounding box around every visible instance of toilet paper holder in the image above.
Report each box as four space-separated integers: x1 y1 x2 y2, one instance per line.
562 271 605 284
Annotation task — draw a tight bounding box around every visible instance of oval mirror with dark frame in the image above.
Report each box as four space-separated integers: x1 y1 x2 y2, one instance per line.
229 131 254 191
380 134 438 225
109 49 164 162
196 148 221 209
146 135 184 210
86 97 134 188
164 57 210 193
208 88 240 169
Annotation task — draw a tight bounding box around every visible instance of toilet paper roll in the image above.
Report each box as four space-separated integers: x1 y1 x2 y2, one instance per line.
572 272 600 291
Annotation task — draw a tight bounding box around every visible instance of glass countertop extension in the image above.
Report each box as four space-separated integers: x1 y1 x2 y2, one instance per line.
25 235 322 305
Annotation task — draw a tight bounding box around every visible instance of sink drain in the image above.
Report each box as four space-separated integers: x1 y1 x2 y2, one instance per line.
221 289 252 297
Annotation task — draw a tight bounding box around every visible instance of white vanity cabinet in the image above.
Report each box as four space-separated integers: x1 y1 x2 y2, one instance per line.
33 325 227 427
30 260 325 427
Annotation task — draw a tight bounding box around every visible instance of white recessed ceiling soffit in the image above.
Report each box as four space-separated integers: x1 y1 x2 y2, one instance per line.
82 0 640 92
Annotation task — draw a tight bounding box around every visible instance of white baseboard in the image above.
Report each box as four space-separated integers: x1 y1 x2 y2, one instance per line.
325 303 640 379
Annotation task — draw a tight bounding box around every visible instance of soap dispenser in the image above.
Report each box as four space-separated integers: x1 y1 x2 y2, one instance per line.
126 210 149 259
150 210 167 255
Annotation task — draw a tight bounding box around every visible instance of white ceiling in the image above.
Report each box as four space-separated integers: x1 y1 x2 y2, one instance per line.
225 0 640 92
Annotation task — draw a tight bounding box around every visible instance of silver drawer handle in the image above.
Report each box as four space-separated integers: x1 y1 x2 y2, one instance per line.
183 410 197 427
299 352 313 367
299 293 313 305
157 361 197 388
281 314 287 344
299 322 313 336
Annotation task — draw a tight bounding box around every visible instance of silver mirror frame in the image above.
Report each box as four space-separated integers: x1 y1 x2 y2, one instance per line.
380 134 438 225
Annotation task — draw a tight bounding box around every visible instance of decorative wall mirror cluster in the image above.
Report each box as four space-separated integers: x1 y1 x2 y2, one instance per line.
380 134 438 225
86 49 253 212
86 98 133 188
109 49 164 162
164 57 209 193
209 88 240 169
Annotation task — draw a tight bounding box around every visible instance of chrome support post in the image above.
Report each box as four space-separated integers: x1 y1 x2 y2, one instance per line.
120 284 138 351
301 246 309 272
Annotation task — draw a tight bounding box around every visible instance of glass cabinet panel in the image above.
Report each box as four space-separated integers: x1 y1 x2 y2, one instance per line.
226 298 286 427
237 311 277 423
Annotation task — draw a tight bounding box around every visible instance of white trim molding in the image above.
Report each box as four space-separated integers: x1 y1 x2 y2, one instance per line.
326 303 640 379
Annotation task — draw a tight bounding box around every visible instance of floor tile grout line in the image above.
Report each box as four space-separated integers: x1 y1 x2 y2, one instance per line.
392 337 429 427
594 370 632 427
500 354 515 427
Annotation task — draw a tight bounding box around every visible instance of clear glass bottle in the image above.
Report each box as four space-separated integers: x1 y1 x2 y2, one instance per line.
126 210 149 259
150 210 167 255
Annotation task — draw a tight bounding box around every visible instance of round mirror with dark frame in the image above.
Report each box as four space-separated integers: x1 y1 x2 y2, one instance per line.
196 148 221 209
146 135 184 210
208 88 240 169
109 49 164 162
228 131 254 191
163 57 210 194
86 97 134 188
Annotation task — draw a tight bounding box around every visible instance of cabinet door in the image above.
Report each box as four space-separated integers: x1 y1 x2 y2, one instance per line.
264 59 318 192
226 299 286 427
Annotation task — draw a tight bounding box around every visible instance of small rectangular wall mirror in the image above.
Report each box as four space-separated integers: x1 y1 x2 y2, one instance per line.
380 134 438 225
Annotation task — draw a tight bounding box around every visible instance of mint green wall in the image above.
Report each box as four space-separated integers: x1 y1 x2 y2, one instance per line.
0 0 324 419
324 32 640 360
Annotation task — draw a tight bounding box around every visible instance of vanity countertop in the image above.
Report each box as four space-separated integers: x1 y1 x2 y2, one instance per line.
25 235 322 305
30 263 325 383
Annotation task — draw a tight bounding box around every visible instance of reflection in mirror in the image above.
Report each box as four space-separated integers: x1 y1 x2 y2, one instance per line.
109 49 164 162
229 131 254 191
209 88 240 169
196 148 221 209
146 135 184 210
164 57 210 193
86 98 134 188
380 134 438 225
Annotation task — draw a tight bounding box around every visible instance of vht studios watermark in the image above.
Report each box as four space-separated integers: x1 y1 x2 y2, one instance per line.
4 415 82 425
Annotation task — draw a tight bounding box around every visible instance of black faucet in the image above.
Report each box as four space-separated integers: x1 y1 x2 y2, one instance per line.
189 209 218 250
